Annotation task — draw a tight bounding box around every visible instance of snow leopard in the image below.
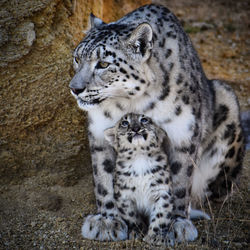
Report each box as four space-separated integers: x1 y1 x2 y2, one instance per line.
104 113 209 245
69 4 245 244
104 113 175 245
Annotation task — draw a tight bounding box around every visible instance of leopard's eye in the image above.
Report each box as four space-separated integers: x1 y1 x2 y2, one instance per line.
141 117 149 125
121 120 129 128
74 56 80 64
96 61 110 69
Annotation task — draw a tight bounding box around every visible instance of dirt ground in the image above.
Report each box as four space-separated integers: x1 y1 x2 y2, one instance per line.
0 0 249 249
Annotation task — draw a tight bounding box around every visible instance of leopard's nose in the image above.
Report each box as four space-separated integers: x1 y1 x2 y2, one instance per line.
70 87 85 95
69 71 88 95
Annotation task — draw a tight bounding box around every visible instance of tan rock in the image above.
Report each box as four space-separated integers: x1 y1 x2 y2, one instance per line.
0 0 150 185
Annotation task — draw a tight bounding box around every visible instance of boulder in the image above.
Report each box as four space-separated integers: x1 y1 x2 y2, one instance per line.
0 0 150 185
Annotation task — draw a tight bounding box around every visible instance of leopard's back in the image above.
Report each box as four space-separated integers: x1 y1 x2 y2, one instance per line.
192 79 245 202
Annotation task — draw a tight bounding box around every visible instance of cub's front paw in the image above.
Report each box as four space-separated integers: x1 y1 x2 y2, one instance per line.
81 214 128 241
172 218 198 243
143 231 175 246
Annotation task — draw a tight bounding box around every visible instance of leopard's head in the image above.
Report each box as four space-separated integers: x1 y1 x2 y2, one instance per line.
69 14 155 110
104 113 168 151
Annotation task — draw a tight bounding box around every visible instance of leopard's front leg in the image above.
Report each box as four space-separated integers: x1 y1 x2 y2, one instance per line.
169 147 198 243
81 136 128 241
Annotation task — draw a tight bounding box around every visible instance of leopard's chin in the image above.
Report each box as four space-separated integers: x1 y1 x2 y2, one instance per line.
77 97 105 110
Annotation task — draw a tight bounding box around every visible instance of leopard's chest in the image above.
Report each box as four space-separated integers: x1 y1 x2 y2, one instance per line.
132 94 196 147
88 92 196 147
88 102 126 140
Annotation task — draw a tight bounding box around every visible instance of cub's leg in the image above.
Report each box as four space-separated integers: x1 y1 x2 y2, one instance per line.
115 197 141 239
81 137 128 241
192 80 245 204
143 189 175 246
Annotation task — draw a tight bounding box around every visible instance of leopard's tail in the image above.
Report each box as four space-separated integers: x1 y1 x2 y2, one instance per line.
189 208 211 220
241 110 250 150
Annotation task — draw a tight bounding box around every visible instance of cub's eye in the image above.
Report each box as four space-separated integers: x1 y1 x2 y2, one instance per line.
121 120 129 128
96 61 110 69
141 117 149 125
74 56 80 64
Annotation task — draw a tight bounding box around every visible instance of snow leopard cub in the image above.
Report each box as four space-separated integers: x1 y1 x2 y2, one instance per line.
104 113 175 246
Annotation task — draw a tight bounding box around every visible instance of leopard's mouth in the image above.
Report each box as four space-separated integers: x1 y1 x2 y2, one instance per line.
70 88 106 106
77 97 104 106
76 96 107 110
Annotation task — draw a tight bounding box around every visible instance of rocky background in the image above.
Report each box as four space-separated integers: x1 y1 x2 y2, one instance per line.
0 0 249 249
0 0 149 186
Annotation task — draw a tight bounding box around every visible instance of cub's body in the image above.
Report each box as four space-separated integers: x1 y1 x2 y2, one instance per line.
105 114 174 244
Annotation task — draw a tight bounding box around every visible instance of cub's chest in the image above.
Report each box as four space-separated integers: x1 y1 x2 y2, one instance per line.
116 155 162 192
117 173 156 211
130 156 154 176
116 155 166 211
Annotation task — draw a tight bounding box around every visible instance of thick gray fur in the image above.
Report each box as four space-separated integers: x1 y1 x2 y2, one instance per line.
70 4 245 244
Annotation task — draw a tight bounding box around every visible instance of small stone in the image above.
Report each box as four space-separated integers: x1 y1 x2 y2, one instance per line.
247 98 250 105
35 192 63 212
192 22 214 30
176 10 185 17
31 221 36 227
233 242 242 248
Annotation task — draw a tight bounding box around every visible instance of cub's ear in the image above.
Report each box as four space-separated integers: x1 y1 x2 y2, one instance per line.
104 127 116 145
89 13 106 29
125 23 153 57
158 128 171 156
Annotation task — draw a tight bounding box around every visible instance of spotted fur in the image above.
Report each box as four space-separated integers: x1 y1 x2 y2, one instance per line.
69 4 245 243
104 113 176 245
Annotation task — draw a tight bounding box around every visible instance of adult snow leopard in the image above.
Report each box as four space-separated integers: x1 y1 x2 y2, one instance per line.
69 4 245 244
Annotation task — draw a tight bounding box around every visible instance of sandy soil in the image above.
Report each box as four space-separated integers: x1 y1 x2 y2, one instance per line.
0 0 249 249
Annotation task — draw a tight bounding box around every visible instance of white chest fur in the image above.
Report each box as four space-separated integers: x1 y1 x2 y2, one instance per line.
88 90 195 148
117 154 163 213
88 104 125 140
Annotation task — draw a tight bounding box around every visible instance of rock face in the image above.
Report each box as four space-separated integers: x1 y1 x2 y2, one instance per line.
0 0 150 185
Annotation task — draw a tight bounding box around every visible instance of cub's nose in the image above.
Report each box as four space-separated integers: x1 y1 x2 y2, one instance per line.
132 124 141 133
70 88 85 95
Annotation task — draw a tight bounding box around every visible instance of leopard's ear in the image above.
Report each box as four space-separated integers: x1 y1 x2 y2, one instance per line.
104 127 116 145
89 13 106 29
125 23 153 58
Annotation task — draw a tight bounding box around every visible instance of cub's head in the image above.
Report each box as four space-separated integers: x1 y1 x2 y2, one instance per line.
104 113 168 151
69 14 154 110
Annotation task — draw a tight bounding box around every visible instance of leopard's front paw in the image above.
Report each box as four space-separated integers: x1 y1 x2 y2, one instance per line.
81 214 128 241
172 218 198 243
